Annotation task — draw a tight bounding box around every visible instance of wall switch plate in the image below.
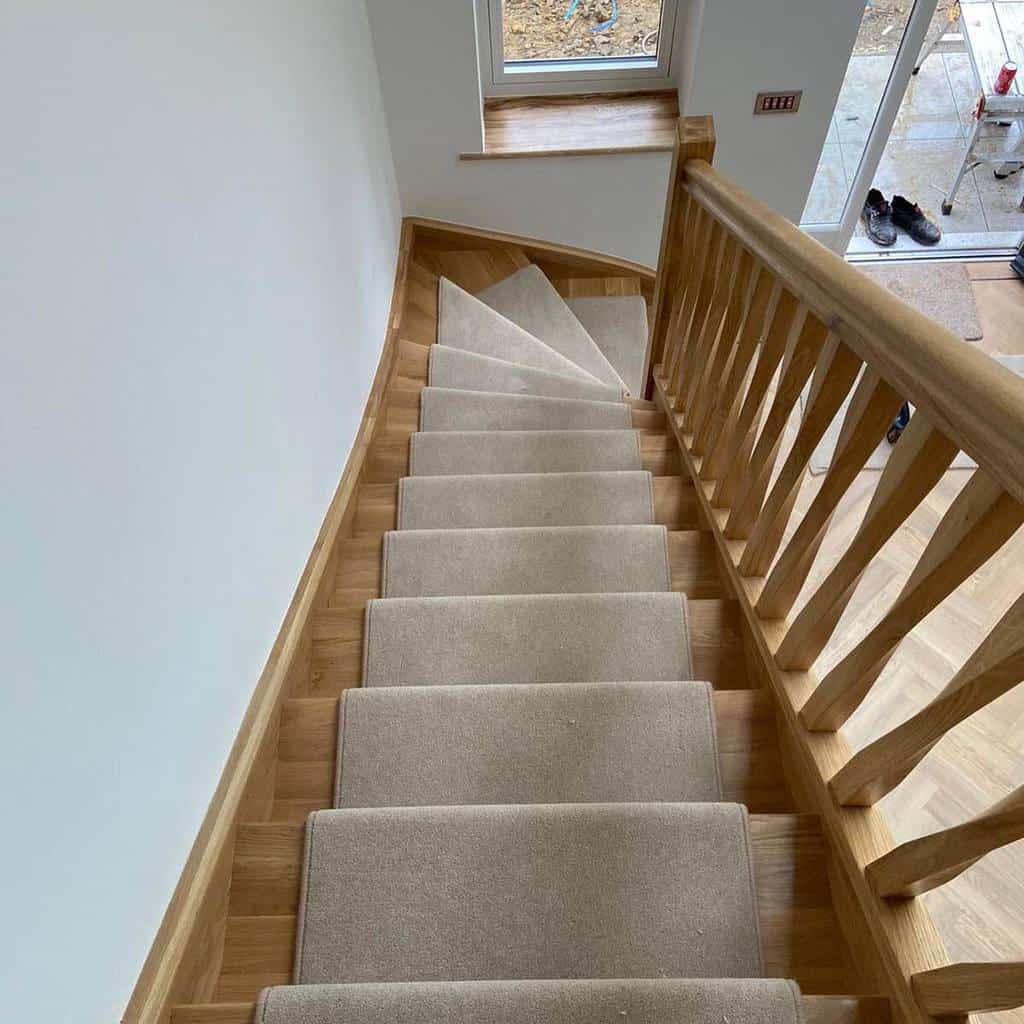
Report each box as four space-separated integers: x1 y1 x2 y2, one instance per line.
754 91 802 115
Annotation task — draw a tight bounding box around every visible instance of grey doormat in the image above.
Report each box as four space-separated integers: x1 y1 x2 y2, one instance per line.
381 525 671 597
362 592 692 686
259 979 804 1024
859 262 983 341
408 429 643 476
294 802 762 984
335 681 721 807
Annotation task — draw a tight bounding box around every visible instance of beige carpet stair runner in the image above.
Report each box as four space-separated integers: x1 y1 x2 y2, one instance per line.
419 386 632 431
381 524 671 597
397 470 656 529
336 682 722 807
438 278 601 384
260 265 803 1023
362 592 693 687
566 293 650 397
408 428 644 475
259 978 804 1024
477 264 627 391
428 344 622 402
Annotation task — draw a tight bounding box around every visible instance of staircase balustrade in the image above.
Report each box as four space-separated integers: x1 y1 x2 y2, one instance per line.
649 115 1024 1024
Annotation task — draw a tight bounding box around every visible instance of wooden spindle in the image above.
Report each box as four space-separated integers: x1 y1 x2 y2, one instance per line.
725 310 830 540
680 234 742 427
801 470 1024 732
691 247 757 453
869 785 1024 899
711 287 800 509
666 208 715 403
912 961 1024 1016
756 370 903 619
672 220 727 412
831 591 1024 805
698 266 776 480
648 117 714 383
661 196 700 385
775 413 957 672
739 337 863 577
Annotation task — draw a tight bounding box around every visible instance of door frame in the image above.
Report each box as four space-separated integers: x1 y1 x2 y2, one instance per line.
805 0 941 253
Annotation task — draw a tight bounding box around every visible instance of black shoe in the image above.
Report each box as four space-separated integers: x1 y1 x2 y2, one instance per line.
891 195 942 245
861 189 897 246
887 424 905 445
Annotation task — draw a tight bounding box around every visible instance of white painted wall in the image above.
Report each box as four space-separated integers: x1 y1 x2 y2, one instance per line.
365 0 678 266
0 3 400 1021
684 0 865 222
366 0 864 264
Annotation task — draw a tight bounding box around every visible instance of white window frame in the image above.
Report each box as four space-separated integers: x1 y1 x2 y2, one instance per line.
476 0 679 97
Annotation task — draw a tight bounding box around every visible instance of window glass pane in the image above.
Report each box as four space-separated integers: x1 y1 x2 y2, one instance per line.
501 0 666 64
800 0 926 226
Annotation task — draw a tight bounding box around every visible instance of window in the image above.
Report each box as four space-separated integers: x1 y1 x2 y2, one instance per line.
477 0 679 95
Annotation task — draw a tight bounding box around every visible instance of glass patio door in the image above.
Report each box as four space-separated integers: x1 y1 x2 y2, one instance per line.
802 0 942 252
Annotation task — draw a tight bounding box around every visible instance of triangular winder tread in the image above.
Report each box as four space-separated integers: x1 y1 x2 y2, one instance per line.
477 265 627 391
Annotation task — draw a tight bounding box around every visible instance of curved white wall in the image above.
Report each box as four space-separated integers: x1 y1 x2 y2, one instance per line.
365 0 677 267
0 3 400 1020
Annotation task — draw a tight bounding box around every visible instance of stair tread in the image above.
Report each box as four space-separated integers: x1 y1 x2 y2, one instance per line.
397 470 655 530
307 597 746 696
477 265 627 391
565 293 650 397
273 688 790 815
258 978 804 1024
439 277 601 383
409 428 644 476
362 591 693 688
337 681 721 808
294 802 762 984
419 386 632 432
429 344 622 401
381 524 671 597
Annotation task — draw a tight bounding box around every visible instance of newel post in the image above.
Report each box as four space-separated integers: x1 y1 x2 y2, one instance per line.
644 115 716 399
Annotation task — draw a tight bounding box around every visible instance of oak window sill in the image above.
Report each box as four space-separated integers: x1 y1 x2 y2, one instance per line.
460 90 679 161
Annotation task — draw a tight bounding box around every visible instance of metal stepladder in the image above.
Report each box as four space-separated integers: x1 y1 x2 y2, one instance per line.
915 1 1024 215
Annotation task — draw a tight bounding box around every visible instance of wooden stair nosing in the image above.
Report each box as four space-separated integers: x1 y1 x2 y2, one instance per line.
171 994 891 1024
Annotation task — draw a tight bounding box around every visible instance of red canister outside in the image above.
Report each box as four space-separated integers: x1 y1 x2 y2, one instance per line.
994 61 1018 95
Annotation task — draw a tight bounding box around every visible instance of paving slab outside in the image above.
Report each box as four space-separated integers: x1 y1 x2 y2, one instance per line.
802 0 1024 253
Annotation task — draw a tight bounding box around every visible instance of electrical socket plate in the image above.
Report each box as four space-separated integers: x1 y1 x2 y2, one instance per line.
754 91 802 115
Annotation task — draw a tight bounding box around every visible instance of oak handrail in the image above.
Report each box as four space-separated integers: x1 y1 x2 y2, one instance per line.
653 115 1024 1024
683 159 1024 506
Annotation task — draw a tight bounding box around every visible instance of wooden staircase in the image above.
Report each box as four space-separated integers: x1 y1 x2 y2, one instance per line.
141 225 889 1024
127 117 1024 1024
